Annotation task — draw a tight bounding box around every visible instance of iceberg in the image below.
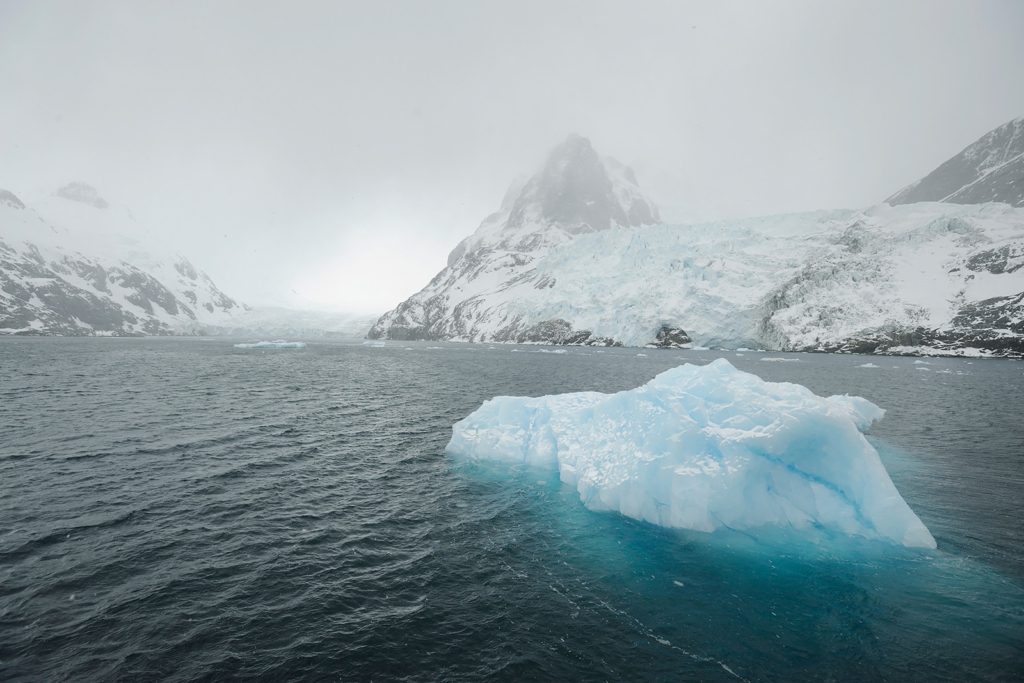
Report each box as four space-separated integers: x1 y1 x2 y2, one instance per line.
233 340 306 349
446 359 936 548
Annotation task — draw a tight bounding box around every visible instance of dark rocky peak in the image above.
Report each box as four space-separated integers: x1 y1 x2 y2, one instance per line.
56 182 109 209
506 134 658 234
887 116 1024 207
0 189 25 210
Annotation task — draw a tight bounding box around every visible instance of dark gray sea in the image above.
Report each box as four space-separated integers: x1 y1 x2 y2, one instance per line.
1 338 1022 682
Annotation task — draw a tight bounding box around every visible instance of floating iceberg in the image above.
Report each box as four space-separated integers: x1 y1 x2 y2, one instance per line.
233 340 306 349
446 359 936 548
363 340 386 347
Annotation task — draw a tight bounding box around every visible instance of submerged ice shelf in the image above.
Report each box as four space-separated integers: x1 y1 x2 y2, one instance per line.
446 359 936 548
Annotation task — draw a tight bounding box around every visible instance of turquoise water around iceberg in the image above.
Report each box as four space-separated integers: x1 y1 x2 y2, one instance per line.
0 338 1021 681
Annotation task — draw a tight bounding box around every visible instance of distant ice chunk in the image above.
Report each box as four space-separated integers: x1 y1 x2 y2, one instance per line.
362 340 386 347
234 340 306 349
858 362 880 368
446 359 935 548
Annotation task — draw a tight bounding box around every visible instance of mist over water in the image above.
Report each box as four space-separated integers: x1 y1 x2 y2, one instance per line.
1 339 1022 681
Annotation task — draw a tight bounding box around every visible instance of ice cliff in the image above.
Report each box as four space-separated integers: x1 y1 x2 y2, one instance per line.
447 359 937 549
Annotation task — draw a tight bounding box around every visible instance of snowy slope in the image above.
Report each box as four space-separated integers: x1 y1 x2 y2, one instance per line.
371 137 1024 356
887 116 1024 208
369 134 672 346
0 183 245 335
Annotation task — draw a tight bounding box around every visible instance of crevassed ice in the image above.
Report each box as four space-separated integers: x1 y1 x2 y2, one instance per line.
446 359 936 548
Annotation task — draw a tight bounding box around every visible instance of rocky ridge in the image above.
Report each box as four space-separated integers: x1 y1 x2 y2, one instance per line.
887 116 1024 208
0 183 245 335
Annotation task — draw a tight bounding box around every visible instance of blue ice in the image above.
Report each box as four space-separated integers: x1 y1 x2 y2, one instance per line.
446 359 936 548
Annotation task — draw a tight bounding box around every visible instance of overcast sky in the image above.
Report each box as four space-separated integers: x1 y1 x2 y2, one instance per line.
2 1 1023 314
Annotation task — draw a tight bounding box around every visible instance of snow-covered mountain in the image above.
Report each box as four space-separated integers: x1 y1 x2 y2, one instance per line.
0 183 245 335
370 134 1024 356
369 134 676 346
887 116 1024 208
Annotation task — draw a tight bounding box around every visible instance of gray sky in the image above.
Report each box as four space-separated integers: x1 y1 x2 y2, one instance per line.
3 0 1023 313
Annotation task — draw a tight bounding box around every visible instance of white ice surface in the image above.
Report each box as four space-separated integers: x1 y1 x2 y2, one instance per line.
379 201 1024 351
233 340 306 349
446 359 936 548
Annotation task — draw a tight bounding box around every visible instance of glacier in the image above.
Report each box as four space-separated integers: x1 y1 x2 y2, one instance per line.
446 359 936 549
371 132 1024 357
233 340 307 349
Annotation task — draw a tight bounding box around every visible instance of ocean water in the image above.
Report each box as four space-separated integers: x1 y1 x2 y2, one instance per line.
1 338 1022 682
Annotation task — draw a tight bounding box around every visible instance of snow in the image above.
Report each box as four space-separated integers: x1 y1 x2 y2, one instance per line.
375 191 1024 354
0 189 245 334
233 340 306 349
446 359 936 548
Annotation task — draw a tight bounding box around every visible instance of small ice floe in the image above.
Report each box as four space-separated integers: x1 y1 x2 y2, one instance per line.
858 363 880 368
759 357 799 362
234 340 306 349
914 360 931 365
363 340 386 347
637 353 648 357
916 367 931 371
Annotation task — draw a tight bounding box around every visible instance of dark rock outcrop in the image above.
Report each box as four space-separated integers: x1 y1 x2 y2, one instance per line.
56 182 109 209
646 326 693 349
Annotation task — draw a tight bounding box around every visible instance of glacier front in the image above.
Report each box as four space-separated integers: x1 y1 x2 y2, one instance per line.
446 359 936 549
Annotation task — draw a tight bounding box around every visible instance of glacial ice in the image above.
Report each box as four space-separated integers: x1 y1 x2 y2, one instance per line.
446 359 936 548
233 340 307 349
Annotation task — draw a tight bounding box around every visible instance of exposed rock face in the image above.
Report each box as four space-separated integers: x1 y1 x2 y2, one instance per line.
887 116 1024 208
0 190 25 210
646 326 693 349
56 182 110 209
0 186 244 336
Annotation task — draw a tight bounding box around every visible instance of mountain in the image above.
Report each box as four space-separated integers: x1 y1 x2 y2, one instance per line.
371 136 1024 357
887 116 1024 208
0 183 245 335
369 134 672 346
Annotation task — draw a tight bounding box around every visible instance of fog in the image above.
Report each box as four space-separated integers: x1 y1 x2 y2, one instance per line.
2 0 1023 314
